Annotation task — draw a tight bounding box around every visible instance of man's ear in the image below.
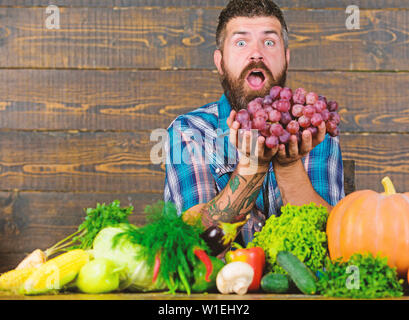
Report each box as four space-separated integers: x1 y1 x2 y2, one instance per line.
285 48 290 68
214 49 223 75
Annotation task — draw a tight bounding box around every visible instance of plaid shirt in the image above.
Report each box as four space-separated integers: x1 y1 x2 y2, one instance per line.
164 94 345 245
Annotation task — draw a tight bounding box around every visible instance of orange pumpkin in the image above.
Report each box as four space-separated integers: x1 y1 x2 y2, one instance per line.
327 176 409 277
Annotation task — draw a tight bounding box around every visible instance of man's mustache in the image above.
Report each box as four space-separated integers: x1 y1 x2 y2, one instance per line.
239 61 274 81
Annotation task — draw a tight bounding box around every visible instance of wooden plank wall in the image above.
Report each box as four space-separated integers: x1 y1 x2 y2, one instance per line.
0 1 408 272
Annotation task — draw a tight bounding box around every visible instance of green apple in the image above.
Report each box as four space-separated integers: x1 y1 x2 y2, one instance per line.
76 258 120 293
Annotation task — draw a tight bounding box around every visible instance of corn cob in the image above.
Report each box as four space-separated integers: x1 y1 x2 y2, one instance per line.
21 249 89 295
0 267 36 292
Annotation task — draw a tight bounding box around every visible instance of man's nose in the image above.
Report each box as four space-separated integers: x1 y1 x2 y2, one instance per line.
249 45 264 61
250 55 263 61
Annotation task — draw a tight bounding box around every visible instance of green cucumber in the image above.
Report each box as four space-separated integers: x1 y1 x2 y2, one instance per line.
276 251 317 295
260 273 290 293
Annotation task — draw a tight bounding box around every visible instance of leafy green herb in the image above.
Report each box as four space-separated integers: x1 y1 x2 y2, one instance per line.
248 203 328 274
317 253 404 298
113 201 209 294
45 200 133 256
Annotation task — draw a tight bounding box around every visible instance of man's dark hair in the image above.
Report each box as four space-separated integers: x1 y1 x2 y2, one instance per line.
216 0 289 51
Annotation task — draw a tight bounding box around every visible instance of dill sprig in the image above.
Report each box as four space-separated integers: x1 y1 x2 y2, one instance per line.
113 201 209 293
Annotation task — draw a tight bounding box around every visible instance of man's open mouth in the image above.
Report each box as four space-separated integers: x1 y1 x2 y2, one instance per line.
245 69 266 90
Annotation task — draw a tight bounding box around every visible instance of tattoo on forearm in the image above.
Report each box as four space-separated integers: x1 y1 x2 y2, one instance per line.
201 172 266 225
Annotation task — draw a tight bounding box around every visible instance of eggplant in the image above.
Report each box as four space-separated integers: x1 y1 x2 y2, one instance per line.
200 215 250 256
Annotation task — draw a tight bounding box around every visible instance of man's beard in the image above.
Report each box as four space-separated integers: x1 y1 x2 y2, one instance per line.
219 59 287 111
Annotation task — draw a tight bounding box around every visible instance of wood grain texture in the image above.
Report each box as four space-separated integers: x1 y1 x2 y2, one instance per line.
0 69 408 133
0 131 165 193
340 134 409 192
0 7 407 70
0 0 406 9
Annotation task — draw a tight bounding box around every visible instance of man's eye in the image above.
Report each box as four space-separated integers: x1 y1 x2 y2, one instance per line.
265 40 275 47
236 40 246 47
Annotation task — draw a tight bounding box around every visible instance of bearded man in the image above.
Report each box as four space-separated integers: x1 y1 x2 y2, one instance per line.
164 0 344 245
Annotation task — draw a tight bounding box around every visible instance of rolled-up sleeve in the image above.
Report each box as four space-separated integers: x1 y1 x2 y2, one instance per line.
164 117 217 215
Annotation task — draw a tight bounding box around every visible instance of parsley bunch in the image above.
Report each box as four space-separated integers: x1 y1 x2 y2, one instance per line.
45 200 134 257
317 253 404 298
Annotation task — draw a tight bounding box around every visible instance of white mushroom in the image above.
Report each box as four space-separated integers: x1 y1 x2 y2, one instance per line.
216 261 254 295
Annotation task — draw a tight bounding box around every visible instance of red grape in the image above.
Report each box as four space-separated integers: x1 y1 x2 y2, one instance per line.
291 104 304 118
235 109 250 124
252 117 266 131
260 123 271 137
311 113 323 127
247 100 263 115
253 108 268 121
326 120 337 133
280 112 292 126
263 95 273 106
254 97 264 104
293 87 307 105
314 100 327 113
280 87 293 100
269 86 282 100
286 120 300 134
329 112 341 125
321 109 330 121
279 130 291 144
268 109 281 123
303 105 315 118
298 115 311 128
265 135 279 149
276 99 291 112
327 101 339 112
270 123 284 136
306 92 318 105
264 105 273 113
318 95 327 105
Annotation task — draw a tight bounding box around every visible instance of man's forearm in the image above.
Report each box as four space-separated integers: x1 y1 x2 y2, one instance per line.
199 163 268 228
273 159 333 212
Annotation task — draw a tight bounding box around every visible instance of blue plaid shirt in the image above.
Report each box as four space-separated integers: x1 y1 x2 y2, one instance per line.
164 94 345 245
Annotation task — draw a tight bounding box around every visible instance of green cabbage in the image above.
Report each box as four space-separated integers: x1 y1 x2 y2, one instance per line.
91 225 167 292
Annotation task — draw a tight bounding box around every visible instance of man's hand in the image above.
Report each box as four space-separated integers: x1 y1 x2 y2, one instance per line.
274 121 326 166
227 110 278 174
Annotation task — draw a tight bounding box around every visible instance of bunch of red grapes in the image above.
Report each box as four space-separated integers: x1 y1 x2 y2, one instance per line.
234 86 341 149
